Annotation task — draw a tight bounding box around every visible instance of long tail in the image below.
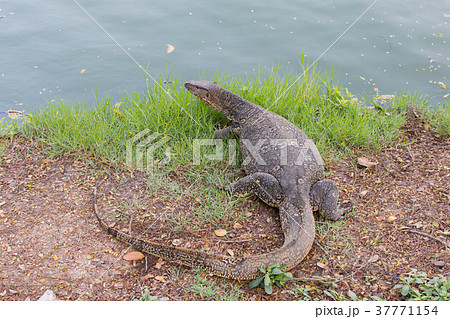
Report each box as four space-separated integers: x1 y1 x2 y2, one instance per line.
93 186 315 280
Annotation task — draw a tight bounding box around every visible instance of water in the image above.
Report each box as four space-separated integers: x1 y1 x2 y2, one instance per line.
1 0 449 114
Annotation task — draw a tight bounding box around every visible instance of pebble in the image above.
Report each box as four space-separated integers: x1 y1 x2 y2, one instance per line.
38 290 57 301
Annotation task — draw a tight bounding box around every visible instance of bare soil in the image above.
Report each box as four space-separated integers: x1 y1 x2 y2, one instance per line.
0 112 448 301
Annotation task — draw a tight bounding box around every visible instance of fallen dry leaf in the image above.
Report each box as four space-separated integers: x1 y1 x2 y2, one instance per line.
123 251 145 261
141 273 154 280
377 94 395 100
233 222 243 229
357 157 377 168
214 229 227 237
368 255 380 263
413 221 424 228
166 44 175 53
386 216 397 222
154 258 166 269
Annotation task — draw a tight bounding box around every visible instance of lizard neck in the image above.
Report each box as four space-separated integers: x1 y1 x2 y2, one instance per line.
210 89 256 121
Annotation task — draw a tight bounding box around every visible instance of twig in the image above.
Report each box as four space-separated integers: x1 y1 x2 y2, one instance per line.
400 228 449 248
406 145 415 164
38 274 93 285
360 195 375 212
217 238 253 243
291 277 337 284
129 214 133 235
421 211 443 226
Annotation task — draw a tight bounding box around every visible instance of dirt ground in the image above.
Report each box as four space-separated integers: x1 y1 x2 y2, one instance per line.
0 112 448 301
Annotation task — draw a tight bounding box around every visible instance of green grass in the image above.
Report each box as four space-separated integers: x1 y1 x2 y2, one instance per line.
19 63 415 168
189 268 245 300
0 117 19 137
315 218 353 262
144 168 250 231
292 279 360 301
415 100 450 137
134 290 169 301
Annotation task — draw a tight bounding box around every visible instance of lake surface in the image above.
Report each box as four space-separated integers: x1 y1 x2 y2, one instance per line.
1 0 449 113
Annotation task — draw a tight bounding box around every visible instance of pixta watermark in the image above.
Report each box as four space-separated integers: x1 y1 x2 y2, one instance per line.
126 129 172 173
126 130 322 173
193 138 323 166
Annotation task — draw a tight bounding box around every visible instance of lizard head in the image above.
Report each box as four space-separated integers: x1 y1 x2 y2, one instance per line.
184 80 230 113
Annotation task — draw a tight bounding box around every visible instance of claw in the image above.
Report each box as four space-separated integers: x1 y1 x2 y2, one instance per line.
207 179 232 192
206 182 223 190
340 203 354 220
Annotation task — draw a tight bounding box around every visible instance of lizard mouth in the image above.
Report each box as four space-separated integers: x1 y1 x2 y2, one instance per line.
185 81 211 102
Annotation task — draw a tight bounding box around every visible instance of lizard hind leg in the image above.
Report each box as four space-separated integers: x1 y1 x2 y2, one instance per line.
310 179 343 221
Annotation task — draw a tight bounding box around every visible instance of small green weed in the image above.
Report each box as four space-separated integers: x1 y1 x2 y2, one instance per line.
134 289 169 301
248 263 293 295
394 268 449 301
293 279 349 301
292 277 383 301
166 266 183 283
0 139 7 161
0 117 19 136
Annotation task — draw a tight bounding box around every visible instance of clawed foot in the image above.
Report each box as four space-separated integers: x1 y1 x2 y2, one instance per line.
215 126 233 139
340 202 354 220
207 179 232 192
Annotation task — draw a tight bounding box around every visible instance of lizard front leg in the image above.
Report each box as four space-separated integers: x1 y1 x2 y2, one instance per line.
215 126 233 139
223 172 284 208
215 121 240 139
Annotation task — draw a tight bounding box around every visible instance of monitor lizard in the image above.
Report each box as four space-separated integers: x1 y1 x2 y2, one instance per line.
93 81 346 280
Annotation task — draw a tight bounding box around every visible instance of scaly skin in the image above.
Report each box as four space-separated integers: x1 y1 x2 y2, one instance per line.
93 81 344 280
